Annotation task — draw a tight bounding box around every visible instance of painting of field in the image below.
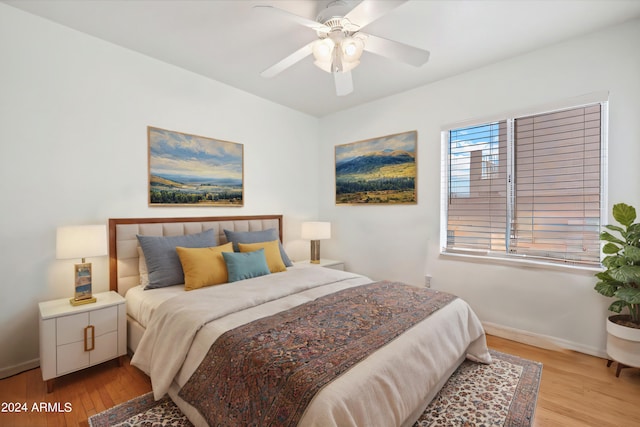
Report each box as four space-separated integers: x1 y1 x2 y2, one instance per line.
148 127 243 206
335 131 417 204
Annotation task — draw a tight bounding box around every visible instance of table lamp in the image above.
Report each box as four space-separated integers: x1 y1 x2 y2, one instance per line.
301 221 331 264
56 224 108 305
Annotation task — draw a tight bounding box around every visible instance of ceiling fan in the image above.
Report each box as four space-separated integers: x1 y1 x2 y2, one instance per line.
255 0 430 96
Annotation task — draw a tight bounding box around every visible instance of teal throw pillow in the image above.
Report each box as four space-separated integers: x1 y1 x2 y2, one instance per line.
222 249 271 282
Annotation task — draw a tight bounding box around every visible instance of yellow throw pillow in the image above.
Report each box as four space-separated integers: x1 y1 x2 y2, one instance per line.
238 240 287 273
176 242 234 291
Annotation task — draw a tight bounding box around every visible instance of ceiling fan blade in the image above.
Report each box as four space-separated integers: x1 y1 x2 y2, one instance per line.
334 71 353 96
253 5 328 32
260 42 314 78
362 33 430 67
344 0 408 29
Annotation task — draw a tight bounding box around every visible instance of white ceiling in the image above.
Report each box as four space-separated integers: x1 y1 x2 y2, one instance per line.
5 0 640 117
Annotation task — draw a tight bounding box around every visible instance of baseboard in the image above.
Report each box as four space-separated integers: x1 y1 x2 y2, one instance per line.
483 321 607 359
0 358 40 380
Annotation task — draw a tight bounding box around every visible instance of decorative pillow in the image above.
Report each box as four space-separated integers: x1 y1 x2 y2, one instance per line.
222 249 271 282
238 240 287 273
223 228 293 267
176 242 234 291
137 229 217 289
138 246 149 287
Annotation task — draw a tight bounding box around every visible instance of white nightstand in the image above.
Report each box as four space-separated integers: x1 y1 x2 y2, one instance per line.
38 291 126 392
295 259 345 271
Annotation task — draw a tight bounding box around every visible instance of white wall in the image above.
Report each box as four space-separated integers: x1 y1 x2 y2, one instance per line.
0 4 320 377
318 19 640 357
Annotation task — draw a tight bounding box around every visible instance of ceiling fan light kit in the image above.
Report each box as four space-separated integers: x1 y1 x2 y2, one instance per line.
256 0 430 96
312 34 365 74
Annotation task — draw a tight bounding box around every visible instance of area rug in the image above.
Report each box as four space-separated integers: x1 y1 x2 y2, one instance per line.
89 349 541 427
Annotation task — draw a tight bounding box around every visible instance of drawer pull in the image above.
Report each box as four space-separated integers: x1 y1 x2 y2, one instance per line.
84 325 95 352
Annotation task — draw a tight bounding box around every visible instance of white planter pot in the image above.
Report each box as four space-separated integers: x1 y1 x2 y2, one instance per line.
606 315 640 369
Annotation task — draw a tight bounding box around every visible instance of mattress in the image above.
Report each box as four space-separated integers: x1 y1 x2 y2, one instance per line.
126 282 184 328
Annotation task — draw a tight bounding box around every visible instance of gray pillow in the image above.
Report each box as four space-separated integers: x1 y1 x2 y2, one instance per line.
137 229 217 289
223 228 293 267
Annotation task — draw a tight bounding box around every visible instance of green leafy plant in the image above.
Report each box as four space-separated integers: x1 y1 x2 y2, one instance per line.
595 203 640 325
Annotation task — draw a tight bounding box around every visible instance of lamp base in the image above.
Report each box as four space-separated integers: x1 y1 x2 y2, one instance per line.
69 296 97 306
74 261 93 302
310 240 321 264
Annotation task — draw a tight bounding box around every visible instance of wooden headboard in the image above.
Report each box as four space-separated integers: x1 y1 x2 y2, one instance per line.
108 215 283 295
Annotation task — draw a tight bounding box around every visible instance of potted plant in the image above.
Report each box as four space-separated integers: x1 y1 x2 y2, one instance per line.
594 202 640 374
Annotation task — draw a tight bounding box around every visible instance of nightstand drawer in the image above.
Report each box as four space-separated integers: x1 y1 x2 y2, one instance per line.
56 341 89 375
90 330 119 364
56 330 118 375
56 312 88 346
56 306 118 346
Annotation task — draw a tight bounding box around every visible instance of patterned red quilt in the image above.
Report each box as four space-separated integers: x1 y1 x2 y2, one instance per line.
178 281 457 427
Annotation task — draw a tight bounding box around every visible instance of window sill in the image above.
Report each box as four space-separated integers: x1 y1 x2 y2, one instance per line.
439 250 602 275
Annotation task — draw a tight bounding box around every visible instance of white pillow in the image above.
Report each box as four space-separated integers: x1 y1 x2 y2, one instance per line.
138 246 149 287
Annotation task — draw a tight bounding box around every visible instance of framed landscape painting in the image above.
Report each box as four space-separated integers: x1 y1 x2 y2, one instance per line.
148 126 243 206
335 130 417 205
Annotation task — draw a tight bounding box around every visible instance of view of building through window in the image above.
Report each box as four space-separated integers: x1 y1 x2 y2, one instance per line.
449 123 502 198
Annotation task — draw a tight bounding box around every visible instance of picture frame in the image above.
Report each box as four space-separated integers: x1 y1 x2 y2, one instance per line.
148 126 244 206
335 130 417 205
74 263 92 301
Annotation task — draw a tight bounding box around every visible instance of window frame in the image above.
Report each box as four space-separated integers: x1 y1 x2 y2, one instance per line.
440 93 608 271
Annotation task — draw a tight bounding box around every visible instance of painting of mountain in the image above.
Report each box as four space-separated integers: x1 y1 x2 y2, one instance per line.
148 127 243 206
335 131 417 204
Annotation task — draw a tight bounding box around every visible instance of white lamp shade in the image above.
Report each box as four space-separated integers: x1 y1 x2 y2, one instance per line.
342 36 364 62
312 38 334 62
56 225 108 260
301 222 331 240
313 59 333 73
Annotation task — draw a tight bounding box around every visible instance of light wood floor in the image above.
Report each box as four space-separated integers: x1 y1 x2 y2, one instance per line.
0 335 638 426
486 335 640 427
0 357 150 427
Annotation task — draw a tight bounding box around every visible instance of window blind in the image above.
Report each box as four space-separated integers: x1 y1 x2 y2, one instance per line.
510 104 601 264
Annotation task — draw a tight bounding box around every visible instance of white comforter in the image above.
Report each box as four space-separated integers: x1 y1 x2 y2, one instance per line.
131 266 491 427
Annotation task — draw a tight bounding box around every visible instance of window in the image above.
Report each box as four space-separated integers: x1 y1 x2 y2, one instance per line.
447 121 508 253
442 101 606 267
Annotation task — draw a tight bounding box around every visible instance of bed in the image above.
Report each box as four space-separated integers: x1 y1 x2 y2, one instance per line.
109 214 491 427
